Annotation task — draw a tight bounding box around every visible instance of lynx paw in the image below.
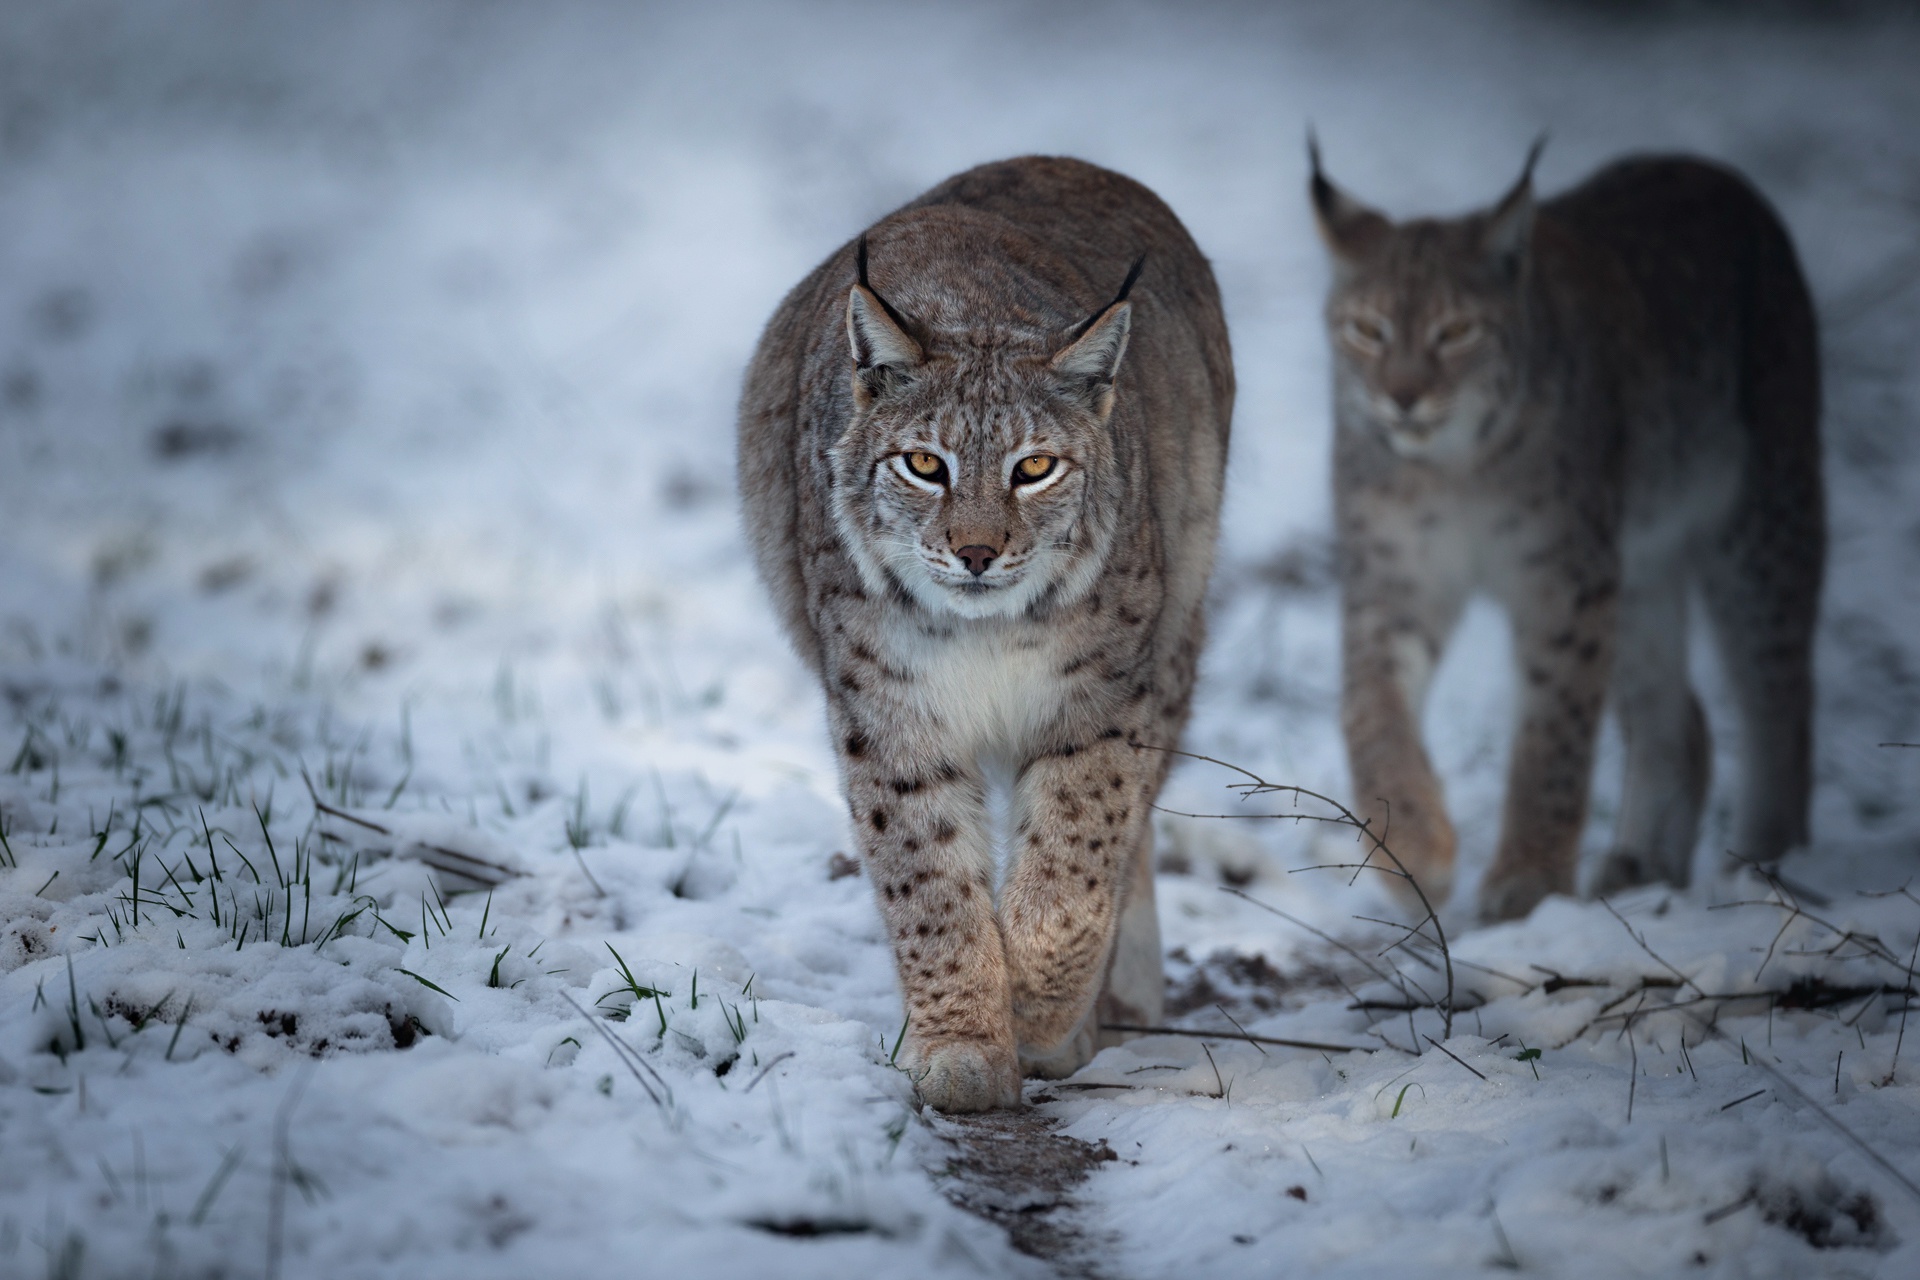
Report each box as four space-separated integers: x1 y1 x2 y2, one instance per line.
1477 867 1566 923
1590 850 1654 899
910 1039 1021 1113
1367 811 1457 915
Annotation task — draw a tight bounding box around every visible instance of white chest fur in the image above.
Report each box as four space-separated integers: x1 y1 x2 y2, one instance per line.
883 618 1068 764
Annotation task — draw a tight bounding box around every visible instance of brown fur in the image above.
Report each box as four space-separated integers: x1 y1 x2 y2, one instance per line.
739 157 1233 1109
1313 149 1823 921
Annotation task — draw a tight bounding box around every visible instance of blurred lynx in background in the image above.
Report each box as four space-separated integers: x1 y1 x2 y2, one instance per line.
739 157 1232 1111
1313 143 1824 922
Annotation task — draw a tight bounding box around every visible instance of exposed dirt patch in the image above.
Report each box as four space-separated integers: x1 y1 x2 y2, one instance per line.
1164 945 1351 1018
933 1101 1121 1276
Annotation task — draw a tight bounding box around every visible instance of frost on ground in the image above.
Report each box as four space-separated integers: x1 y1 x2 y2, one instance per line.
3 2 1920 1277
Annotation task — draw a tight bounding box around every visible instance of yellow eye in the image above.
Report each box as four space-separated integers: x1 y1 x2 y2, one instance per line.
1434 318 1481 351
1342 316 1388 350
1014 454 1056 484
905 451 945 479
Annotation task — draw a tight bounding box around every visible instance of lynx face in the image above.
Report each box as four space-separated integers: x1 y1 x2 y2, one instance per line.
829 271 1133 620
1313 154 1535 465
1327 241 1526 462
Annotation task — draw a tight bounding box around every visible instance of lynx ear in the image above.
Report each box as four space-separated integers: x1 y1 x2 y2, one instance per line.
1051 256 1142 420
1309 131 1391 264
1482 136 1545 278
847 236 923 408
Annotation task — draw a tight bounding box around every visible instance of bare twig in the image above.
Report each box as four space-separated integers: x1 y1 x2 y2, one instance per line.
1147 745 1455 1038
1422 1035 1487 1081
1625 1015 1639 1123
1201 1043 1226 1100
302 769 391 835
1215 1004 1268 1056
1221 886 1434 1009
1594 900 1920 1208
1102 1023 1372 1054
1891 927 1920 1083
1598 898 1702 996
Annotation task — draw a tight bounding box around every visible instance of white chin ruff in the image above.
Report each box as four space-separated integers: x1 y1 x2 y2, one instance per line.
912 572 1042 620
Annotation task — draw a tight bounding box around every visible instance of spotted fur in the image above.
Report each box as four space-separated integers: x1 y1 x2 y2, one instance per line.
1313 148 1824 921
739 157 1232 1111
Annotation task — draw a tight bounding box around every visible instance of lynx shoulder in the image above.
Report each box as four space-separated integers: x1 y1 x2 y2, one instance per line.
738 157 1233 1111
1311 145 1823 921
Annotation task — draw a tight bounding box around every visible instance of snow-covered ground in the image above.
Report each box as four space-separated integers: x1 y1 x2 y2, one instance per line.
2 1 1919 1275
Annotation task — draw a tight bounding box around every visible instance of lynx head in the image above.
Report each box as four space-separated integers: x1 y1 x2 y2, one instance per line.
829 240 1140 620
1310 138 1543 464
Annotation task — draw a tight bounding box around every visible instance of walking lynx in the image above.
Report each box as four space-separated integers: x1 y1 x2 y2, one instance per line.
739 157 1233 1111
1312 144 1823 922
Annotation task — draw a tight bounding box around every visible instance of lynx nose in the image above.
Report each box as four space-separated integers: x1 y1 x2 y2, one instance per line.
954 545 997 576
1390 388 1422 414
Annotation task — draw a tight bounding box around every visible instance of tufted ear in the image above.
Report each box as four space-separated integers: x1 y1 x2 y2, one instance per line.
1309 130 1391 265
847 236 923 408
1051 255 1142 420
1481 135 1545 280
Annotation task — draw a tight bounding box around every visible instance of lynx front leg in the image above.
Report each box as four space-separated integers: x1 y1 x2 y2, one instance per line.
1341 579 1466 913
1479 584 1616 921
1001 733 1155 1076
841 738 1020 1113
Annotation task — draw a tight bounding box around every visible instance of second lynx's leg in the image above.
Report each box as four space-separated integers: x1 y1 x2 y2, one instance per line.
1340 565 1466 912
1002 735 1156 1074
1479 578 1617 921
1593 572 1710 894
1700 507 1820 870
1702 206 1823 873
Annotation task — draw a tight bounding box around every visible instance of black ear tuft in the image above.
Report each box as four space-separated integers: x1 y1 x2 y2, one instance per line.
1112 252 1147 305
1308 133 1392 264
1067 253 1147 342
847 237 924 407
855 234 915 338
1482 135 1546 279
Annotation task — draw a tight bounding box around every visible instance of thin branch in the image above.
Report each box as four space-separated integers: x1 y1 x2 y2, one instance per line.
301 770 392 835
1422 1035 1487 1081
1145 744 1455 1037
1221 886 1433 1009
1214 1005 1269 1056
1594 898 1920 1209
1101 1024 1372 1054
1598 897 1702 996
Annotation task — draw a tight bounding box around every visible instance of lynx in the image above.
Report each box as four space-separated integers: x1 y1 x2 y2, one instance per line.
1312 144 1823 922
738 157 1232 1112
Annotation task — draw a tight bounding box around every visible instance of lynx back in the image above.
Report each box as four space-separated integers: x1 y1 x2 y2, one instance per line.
1312 144 1823 921
740 157 1233 1110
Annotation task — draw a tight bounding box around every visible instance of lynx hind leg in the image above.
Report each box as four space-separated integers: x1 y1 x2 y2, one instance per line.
1095 832 1165 1048
1704 252 1823 875
1700 509 1820 873
1478 590 1615 922
1592 576 1710 896
1020 803 1163 1080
